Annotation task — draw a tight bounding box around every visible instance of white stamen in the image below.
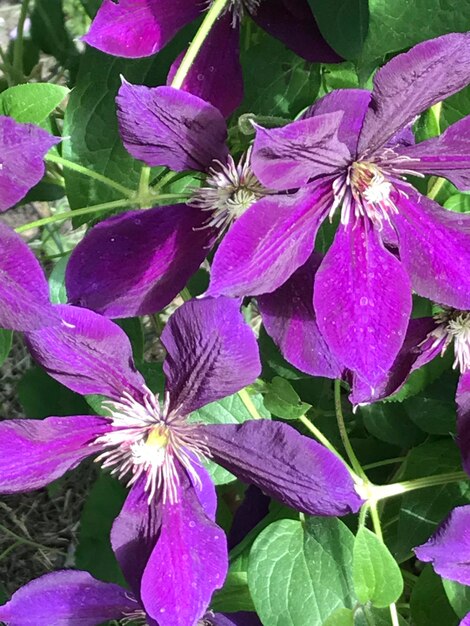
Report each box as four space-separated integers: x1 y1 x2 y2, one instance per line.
447 313 470 372
206 0 261 26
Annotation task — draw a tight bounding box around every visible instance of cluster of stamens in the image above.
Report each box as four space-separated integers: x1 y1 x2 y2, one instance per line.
431 308 470 372
93 388 209 504
207 0 261 27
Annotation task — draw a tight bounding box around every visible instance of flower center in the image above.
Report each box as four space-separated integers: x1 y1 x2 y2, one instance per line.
210 0 261 26
190 148 266 232
428 308 470 373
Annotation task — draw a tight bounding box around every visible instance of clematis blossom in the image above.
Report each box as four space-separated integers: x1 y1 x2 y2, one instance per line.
0 297 362 625
207 32 470 395
83 0 339 117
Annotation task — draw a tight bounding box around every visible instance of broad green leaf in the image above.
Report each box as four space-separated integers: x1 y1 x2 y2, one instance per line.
0 83 68 125
354 606 408 626
404 369 458 435
443 579 470 619
116 317 144 363
353 527 403 607
444 193 470 214
211 571 255 613
442 85 470 128
360 402 423 447
323 608 354 626
410 566 459 626
49 254 70 304
0 329 13 367
79 0 101 18
264 376 311 420
248 517 355 625
308 0 369 59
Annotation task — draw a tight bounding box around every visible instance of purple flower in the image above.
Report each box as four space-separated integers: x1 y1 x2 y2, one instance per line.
0 569 261 626
207 33 470 394
0 297 362 624
65 84 268 318
83 0 339 117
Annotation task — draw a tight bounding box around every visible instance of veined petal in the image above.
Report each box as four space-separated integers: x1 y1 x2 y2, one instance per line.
117 82 228 171
314 222 412 388
162 297 261 414
415 505 470 585
0 415 109 493
191 459 217 521
83 0 199 58
198 420 364 516
0 570 138 626
66 206 213 318
258 254 343 379
252 112 349 190
207 184 333 298
141 470 228 626
0 223 58 331
393 186 470 309
167 14 243 118
0 116 60 212
358 32 470 156
25 305 146 401
457 370 470 476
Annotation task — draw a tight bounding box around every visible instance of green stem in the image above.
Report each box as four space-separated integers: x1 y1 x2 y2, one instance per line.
0 523 61 553
179 287 192 302
427 176 446 200
238 388 262 420
170 0 228 88
138 166 151 199
373 470 468 501
46 154 135 198
12 0 31 82
363 457 406 471
298 414 344 460
334 380 367 480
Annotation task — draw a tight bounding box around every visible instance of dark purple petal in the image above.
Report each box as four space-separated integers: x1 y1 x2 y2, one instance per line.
228 485 270 550
191 459 217 520
0 415 109 493
25 305 146 401
0 570 138 626
83 0 199 58
141 471 228 626
252 112 350 190
393 186 470 309
258 254 343 379
198 420 364 516
207 185 332 298
415 505 470 585
66 206 213 318
461 613 470 626
162 297 261 414
205 612 263 626
457 371 470 476
0 116 60 212
168 14 243 119
252 0 340 63
314 222 412 389
0 223 58 331
358 33 470 156
392 115 470 190
116 82 228 171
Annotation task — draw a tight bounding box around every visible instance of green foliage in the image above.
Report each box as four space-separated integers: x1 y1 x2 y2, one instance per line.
263 376 311 420
443 579 470 619
411 566 459 626
308 0 369 59
0 83 68 125
0 329 13 368
323 608 354 626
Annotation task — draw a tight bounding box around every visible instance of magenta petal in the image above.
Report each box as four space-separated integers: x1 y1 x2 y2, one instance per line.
198 420 364 516
0 223 58 331
25 305 146 400
207 185 332 298
162 297 261 414
257 254 343 379
415 505 470 585
457 371 470 476
358 32 470 155
117 82 228 171
461 614 470 626
141 473 228 626
0 570 138 626
191 460 217 520
314 222 412 388
168 14 243 118
207 613 263 626
252 112 350 190
66 206 213 318
0 116 60 212
393 187 470 309
0 415 109 493
83 0 199 58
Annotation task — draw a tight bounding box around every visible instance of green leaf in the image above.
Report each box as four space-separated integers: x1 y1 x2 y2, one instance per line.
444 193 470 214
308 0 369 59
322 608 354 626
404 369 458 435
264 376 311 420
443 579 470 620
353 527 403 608
410 565 459 626
0 83 68 125
116 317 144 363
248 517 355 625
0 329 13 367
49 254 70 304
211 571 255 613
360 402 423 446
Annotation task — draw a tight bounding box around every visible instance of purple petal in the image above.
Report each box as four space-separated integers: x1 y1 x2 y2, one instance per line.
198 420 364 516
207 185 332 298
252 112 350 190
161 297 261 414
252 0 341 63
392 115 470 191
66 206 213 318
167 14 243 119
257 254 343 379
0 570 138 626
314 222 412 388
141 471 228 626
25 305 146 400
393 186 470 310
0 116 60 212
0 223 58 331
191 459 217 520
415 505 470 585
83 0 199 58
228 485 270 550
457 371 470 476
358 33 470 156
206 612 263 626
0 415 109 493
461 614 470 626
116 82 228 171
